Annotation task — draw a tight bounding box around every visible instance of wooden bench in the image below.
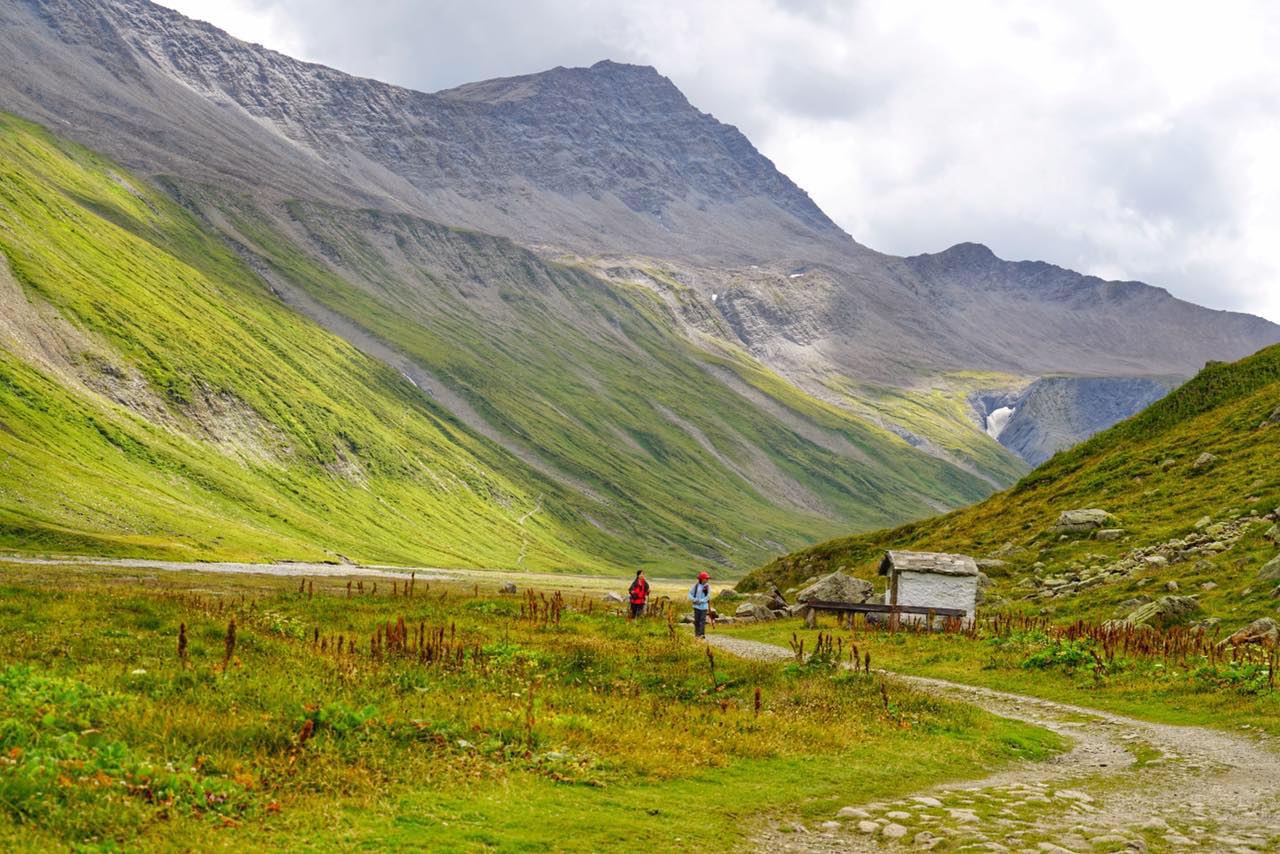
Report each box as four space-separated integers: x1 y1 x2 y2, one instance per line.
801 600 968 630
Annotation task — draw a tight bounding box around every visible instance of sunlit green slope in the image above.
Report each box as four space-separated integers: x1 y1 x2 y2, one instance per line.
0 114 1001 571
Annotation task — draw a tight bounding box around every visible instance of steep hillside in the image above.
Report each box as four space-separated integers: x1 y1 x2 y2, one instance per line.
741 344 1280 625
0 115 1002 570
0 115 600 568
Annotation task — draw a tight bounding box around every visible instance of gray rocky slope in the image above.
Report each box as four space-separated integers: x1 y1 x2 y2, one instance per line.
1 0 1278 471
974 376 1178 467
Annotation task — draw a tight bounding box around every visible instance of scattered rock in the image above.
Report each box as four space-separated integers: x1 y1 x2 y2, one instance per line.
976 558 1007 571
1262 405 1280 427
1200 581 1216 591
1095 528 1126 541
1144 556 1168 568
1258 554 1280 582
1219 617 1279 647
1053 789 1093 802
837 806 870 819
498 581 518 595
714 589 742 602
1164 580 1178 592
602 591 625 604
819 820 840 831
882 822 908 839
1191 452 1218 471
1124 595 1201 628
911 796 944 808
856 820 878 834
913 830 939 848
885 810 912 820
1052 508 1117 534
1194 515 1212 530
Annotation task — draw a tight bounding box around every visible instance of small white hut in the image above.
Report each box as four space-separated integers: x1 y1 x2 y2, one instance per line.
878 550 980 623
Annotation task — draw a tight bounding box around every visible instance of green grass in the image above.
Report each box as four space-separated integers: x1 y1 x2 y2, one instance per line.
726 617 1280 734
0 111 1007 574
740 343 1280 625
825 371 1031 487
0 566 1060 850
0 112 642 571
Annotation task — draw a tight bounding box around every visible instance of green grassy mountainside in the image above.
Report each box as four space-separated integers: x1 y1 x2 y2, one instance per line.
741 344 1280 624
0 114 1003 572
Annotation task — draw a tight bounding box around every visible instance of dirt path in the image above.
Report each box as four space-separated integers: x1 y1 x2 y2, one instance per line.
0 555 693 596
706 635 1280 853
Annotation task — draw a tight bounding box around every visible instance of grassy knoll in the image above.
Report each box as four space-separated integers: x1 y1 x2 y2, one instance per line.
0 566 1060 851
726 616 1280 734
740 344 1280 625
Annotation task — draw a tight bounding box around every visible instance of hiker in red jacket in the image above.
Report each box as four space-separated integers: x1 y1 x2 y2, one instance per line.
628 570 650 619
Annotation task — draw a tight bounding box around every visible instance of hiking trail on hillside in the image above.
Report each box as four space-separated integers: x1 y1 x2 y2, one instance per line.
706 634 1280 852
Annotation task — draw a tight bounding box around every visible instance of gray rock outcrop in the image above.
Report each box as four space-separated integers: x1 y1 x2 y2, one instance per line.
1123 595 1201 628
734 602 776 621
1219 618 1279 647
983 376 1175 466
1259 555 1280 582
1052 509 1117 534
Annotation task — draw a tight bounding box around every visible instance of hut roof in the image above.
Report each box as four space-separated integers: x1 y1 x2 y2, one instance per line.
879 550 979 578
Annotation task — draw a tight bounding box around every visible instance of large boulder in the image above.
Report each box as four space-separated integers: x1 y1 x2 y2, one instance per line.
1219 618 1279 647
1124 595 1202 628
498 581 518 595
734 602 776 621
1258 554 1280 582
764 583 789 611
795 572 874 605
794 572 874 629
1052 509 1117 534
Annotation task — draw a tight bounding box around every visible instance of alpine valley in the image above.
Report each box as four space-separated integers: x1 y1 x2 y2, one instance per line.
0 0 1276 575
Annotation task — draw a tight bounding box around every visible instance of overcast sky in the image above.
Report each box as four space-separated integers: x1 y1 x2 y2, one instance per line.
158 0 1280 322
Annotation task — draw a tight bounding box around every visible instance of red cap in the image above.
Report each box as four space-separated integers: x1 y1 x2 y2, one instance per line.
698 571 710 581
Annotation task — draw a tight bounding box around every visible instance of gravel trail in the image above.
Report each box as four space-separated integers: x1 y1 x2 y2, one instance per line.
705 634 1280 852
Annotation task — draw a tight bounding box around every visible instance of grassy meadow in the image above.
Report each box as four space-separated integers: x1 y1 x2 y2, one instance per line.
725 614 1280 734
0 564 1061 851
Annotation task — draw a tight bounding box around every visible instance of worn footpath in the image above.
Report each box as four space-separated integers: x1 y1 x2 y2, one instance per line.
707 634 1280 853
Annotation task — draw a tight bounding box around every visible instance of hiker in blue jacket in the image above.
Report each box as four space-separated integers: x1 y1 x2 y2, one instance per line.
688 571 711 638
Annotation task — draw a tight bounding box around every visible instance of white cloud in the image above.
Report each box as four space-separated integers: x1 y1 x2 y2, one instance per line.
157 0 1280 322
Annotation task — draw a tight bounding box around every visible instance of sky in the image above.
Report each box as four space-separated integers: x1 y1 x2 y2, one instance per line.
157 0 1280 322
